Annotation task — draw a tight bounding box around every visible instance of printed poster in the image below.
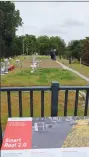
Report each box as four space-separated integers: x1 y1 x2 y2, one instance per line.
1 117 89 157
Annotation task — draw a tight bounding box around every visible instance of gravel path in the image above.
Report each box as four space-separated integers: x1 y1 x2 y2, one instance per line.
39 59 61 68
56 61 89 82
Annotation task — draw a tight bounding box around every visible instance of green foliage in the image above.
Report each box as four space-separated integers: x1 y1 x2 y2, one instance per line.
65 38 89 65
24 35 39 55
1 64 86 87
0 1 22 58
72 59 80 64
37 36 50 55
1 58 4 62
66 40 83 59
9 68 76 81
82 37 89 65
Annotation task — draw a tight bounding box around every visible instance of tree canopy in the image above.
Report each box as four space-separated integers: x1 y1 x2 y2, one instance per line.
0 1 22 58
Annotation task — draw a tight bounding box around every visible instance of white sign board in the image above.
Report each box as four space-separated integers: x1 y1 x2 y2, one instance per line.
1 147 89 157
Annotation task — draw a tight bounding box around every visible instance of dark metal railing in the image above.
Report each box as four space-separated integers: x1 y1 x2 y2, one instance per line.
0 81 89 147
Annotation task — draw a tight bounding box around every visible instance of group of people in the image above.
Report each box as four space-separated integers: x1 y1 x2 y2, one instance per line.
50 49 56 60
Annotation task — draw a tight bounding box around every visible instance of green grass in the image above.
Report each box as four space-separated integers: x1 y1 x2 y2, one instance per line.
37 55 50 59
58 58 89 78
1 68 87 87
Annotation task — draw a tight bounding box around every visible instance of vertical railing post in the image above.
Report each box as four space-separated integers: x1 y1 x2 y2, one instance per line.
51 81 59 117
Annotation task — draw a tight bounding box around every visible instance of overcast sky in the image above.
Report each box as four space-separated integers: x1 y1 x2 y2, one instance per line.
15 1 89 44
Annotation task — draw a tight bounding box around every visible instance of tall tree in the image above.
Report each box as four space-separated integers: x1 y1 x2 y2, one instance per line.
37 36 50 55
0 1 22 58
24 35 37 55
10 36 23 56
82 37 89 65
66 40 83 60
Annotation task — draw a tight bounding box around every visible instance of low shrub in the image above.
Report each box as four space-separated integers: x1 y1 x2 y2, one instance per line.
72 59 80 64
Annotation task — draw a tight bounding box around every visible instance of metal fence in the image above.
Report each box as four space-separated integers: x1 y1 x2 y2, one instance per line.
0 81 89 147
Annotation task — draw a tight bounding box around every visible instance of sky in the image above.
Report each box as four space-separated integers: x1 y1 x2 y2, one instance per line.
15 1 89 44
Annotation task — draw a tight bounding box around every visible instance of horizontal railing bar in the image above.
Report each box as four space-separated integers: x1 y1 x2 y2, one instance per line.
1 86 89 92
0 87 51 91
59 86 89 90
